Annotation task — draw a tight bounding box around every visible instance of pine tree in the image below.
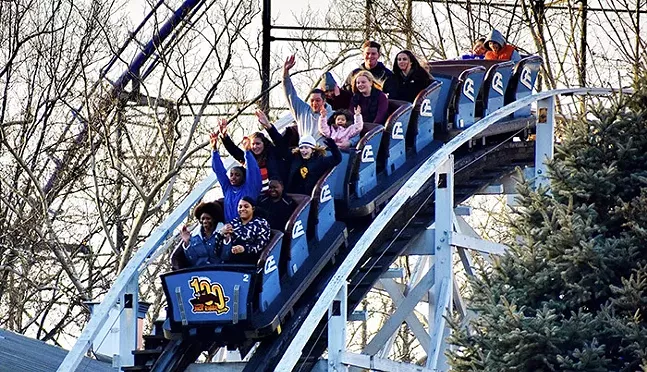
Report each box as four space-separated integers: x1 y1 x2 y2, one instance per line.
448 76 647 371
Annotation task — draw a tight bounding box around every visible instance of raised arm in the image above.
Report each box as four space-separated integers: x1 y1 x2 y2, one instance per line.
282 55 310 118
244 150 262 198
347 105 364 138
210 131 231 194
318 106 331 137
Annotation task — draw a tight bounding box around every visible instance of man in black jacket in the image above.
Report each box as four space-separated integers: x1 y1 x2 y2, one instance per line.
343 40 393 90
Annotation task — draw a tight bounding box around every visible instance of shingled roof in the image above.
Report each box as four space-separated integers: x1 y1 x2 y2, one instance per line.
0 328 114 372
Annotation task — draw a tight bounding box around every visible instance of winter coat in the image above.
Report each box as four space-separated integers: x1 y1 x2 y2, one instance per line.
383 68 432 103
258 196 296 232
285 139 342 196
343 62 393 90
211 150 262 222
318 112 363 149
283 74 333 139
350 89 389 124
216 216 271 264
484 29 521 62
183 227 219 267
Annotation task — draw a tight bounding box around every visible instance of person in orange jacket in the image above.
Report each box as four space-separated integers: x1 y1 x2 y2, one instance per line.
484 29 521 62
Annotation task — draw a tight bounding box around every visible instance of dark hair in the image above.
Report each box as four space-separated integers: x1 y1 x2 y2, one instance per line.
230 166 246 184
249 132 272 160
193 201 224 223
268 177 284 186
392 50 423 76
240 196 256 207
327 109 353 127
476 37 486 43
309 89 325 99
362 40 382 53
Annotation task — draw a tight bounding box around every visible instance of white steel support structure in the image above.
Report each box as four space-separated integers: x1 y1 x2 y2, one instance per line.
117 277 139 367
328 283 348 372
274 88 624 372
535 96 556 189
429 156 454 371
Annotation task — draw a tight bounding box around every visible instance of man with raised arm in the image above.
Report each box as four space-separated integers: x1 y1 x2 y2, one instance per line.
343 40 393 90
283 55 333 139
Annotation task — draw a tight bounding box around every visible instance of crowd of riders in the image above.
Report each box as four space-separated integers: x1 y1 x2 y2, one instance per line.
174 29 520 269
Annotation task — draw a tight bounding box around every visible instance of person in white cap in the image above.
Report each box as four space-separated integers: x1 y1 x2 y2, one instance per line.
285 135 341 196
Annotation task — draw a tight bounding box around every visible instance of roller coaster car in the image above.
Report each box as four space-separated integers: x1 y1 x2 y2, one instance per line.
331 57 542 218
158 54 542 351
160 170 347 348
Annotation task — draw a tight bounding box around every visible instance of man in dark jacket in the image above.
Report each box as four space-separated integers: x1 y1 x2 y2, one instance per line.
258 179 296 232
343 40 393 90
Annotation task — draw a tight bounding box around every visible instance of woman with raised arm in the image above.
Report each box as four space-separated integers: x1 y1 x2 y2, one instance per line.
383 50 432 103
219 117 282 192
210 120 262 222
349 70 389 124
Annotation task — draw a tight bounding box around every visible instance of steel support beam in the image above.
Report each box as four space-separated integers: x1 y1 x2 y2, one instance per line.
535 96 556 190
328 283 348 372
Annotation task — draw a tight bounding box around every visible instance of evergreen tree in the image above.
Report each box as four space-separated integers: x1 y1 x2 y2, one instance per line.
448 77 647 371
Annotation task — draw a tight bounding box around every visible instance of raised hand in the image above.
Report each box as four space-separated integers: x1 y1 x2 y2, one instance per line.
283 55 296 77
242 136 251 150
209 132 219 149
180 225 191 246
354 105 361 115
218 118 228 136
255 109 271 129
320 106 327 117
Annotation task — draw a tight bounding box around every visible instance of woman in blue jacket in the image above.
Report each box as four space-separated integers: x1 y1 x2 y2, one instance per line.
210 124 262 222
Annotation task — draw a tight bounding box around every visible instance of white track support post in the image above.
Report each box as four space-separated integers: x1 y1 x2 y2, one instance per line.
535 96 556 190
117 277 138 367
429 156 454 371
328 282 348 372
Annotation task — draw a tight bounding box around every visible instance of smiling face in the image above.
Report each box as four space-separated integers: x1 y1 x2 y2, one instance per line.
334 114 348 128
355 75 372 95
251 136 264 155
237 199 254 221
299 146 314 159
199 212 215 232
363 47 380 69
267 180 283 199
472 41 486 56
309 92 324 112
397 52 411 73
229 168 244 186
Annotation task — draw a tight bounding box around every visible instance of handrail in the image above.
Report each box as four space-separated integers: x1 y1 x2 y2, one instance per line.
272 87 630 371
57 115 296 371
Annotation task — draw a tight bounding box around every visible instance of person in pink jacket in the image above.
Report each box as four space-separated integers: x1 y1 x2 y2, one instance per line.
317 106 364 149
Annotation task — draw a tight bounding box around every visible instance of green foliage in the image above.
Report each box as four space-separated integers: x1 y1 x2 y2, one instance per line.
448 78 647 371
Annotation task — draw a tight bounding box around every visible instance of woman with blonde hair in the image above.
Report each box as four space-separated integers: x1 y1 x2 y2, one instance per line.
349 70 389 124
